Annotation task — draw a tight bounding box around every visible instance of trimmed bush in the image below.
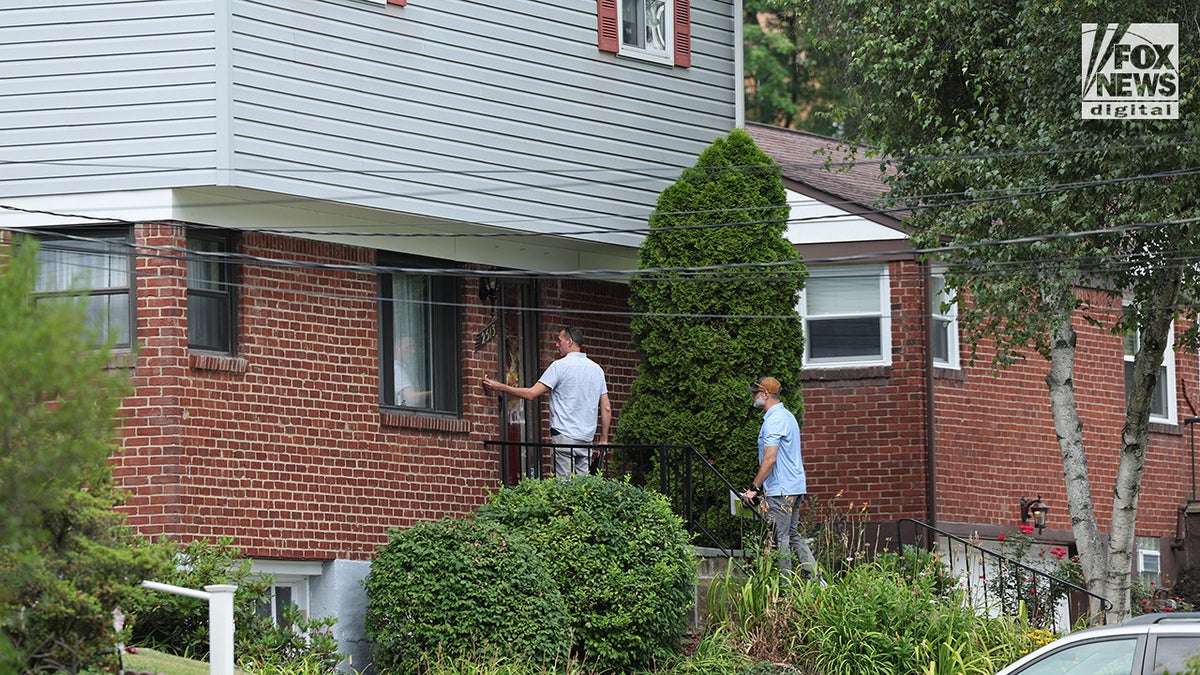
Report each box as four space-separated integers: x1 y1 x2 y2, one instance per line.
364 518 571 674
478 476 697 673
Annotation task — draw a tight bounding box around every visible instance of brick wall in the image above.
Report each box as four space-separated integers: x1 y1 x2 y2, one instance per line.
111 227 1198 562
800 260 929 519
798 257 1195 546
114 226 636 561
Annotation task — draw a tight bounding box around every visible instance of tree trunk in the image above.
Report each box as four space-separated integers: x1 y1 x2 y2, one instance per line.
1045 312 1107 619
1107 268 1182 621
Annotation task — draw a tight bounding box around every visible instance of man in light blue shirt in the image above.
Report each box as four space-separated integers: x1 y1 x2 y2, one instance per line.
740 376 818 581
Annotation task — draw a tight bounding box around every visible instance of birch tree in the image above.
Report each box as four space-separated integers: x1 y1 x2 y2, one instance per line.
791 0 1200 619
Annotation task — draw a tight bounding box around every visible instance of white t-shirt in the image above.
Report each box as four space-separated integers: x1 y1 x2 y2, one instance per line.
537 352 607 441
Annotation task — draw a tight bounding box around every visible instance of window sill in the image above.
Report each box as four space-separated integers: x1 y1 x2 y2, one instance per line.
933 366 966 382
380 410 471 433
802 365 891 381
1149 420 1181 435
190 352 249 374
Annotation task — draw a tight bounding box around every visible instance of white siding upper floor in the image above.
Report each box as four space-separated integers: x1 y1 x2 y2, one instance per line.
0 0 739 269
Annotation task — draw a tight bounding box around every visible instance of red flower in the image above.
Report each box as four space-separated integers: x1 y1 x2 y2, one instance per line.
998 534 1006 541
1019 525 1035 535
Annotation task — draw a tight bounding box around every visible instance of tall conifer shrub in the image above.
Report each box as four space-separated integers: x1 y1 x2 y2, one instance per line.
619 128 805 491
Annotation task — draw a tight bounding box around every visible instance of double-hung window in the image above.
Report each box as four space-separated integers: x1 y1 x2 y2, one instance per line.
1137 537 1161 587
379 260 459 414
930 272 959 369
800 265 891 367
1123 316 1175 423
187 230 237 354
598 0 691 66
33 228 134 349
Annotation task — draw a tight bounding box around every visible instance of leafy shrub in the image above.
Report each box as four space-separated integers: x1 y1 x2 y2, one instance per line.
0 472 169 674
791 551 1026 675
126 537 342 673
364 517 571 675
709 547 1032 675
477 476 697 673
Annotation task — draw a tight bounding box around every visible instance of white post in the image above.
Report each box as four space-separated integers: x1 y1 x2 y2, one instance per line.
140 581 237 675
205 585 237 675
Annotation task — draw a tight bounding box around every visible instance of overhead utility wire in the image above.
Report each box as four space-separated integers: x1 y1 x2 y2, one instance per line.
5 162 1198 243
10 214 1200 287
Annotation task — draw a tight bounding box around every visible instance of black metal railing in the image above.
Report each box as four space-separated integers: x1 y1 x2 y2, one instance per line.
896 519 1111 632
484 440 767 559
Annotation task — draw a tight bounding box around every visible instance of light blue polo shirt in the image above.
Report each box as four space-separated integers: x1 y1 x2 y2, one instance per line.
759 403 806 496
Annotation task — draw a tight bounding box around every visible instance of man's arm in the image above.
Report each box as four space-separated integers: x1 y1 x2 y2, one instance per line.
482 377 550 401
597 392 612 444
743 445 778 500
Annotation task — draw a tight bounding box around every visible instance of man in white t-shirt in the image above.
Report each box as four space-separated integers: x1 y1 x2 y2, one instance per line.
482 326 611 477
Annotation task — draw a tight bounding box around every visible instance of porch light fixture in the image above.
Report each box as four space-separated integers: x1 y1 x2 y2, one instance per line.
1021 495 1049 535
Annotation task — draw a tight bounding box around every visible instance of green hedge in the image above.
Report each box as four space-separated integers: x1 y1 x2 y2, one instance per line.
363 518 571 674
478 476 696 673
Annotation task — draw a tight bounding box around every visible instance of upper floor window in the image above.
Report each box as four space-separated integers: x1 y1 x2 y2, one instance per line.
187 230 237 354
930 272 959 369
379 260 459 414
800 265 891 367
33 228 133 349
598 0 690 67
1123 318 1175 424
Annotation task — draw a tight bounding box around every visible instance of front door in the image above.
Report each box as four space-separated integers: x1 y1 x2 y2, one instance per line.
498 281 540 484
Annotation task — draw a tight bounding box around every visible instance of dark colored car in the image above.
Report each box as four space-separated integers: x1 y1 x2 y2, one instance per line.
995 613 1200 675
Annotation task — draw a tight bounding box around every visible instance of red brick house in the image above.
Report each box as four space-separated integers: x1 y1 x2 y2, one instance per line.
0 0 742 663
748 121 1199 598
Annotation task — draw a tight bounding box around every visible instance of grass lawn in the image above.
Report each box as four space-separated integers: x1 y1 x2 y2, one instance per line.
122 648 245 675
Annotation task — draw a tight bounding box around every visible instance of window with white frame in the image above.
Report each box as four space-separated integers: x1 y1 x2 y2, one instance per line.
379 259 460 414
1123 318 1175 424
250 561 321 627
1137 537 1161 587
32 228 134 349
621 0 671 57
930 272 959 369
800 265 891 367
597 0 690 66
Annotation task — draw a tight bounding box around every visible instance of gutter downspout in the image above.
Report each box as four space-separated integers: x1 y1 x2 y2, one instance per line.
922 260 938 526
734 0 744 129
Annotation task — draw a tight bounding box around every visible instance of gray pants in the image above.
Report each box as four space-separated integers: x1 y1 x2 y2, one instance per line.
551 432 591 478
765 494 818 578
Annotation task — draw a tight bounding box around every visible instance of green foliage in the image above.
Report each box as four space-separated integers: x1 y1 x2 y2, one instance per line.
743 1 852 135
0 471 170 674
0 241 131 549
364 517 571 675
709 549 1034 675
795 0 1200 363
0 240 170 673
795 553 1027 674
238 604 341 674
787 0 1200 617
477 476 697 673
621 127 805 488
127 537 342 673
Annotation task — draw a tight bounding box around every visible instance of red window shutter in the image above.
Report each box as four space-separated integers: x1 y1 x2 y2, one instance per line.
597 0 619 53
673 0 691 67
